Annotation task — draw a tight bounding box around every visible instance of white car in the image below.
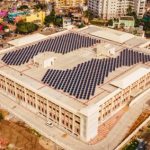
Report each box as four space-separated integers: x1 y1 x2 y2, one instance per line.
46 121 53 127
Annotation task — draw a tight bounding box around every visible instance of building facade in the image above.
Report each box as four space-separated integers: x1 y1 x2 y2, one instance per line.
134 0 147 17
88 0 147 19
41 0 86 7
0 66 149 142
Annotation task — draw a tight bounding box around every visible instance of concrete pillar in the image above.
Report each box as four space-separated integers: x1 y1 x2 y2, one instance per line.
14 82 17 100
59 107 61 125
35 93 38 112
24 88 27 105
72 114 75 134
5 77 7 92
79 104 99 142
46 99 49 121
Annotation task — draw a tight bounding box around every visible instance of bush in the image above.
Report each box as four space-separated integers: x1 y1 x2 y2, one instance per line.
44 9 56 26
108 19 113 26
78 23 85 28
54 17 63 27
123 139 139 150
16 22 38 34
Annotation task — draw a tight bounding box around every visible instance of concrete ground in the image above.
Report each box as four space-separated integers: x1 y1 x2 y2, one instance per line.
0 89 149 150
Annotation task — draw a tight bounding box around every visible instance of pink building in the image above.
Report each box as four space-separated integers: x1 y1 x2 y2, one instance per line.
0 10 8 18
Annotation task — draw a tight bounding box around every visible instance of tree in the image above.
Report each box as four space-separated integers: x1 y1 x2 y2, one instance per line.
54 17 63 27
44 15 53 26
18 5 29 10
126 5 141 27
142 12 150 31
44 9 56 26
120 23 125 29
108 19 113 26
16 22 38 34
78 23 85 28
84 10 94 21
126 5 133 16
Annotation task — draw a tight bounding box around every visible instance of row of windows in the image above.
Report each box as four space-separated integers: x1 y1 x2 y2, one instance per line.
98 74 150 121
0 74 81 136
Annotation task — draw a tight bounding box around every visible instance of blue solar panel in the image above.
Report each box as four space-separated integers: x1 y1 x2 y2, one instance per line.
2 32 101 65
41 49 150 100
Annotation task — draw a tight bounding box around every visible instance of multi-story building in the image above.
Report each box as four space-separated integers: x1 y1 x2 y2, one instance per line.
0 26 150 142
134 0 147 17
40 0 86 7
88 0 146 19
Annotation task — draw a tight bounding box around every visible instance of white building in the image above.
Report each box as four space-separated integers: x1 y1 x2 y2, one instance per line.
134 0 147 17
0 27 150 142
88 0 147 19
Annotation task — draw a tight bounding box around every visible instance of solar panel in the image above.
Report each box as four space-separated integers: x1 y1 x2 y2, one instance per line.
41 49 150 100
2 32 101 65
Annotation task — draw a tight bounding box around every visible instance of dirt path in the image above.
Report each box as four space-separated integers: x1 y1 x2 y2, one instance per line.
0 120 46 150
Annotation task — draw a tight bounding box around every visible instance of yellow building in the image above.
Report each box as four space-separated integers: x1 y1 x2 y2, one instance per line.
25 11 45 25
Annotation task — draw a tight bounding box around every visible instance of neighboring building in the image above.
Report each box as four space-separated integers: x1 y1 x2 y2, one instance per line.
25 11 45 25
112 16 135 29
46 0 86 8
0 26 150 142
0 10 8 18
62 17 72 28
134 0 147 18
72 13 82 23
88 0 147 19
146 0 150 11
8 11 27 22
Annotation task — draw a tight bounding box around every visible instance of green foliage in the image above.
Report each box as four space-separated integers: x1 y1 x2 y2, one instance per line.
108 19 113 26
120 23 125 29
126 5 142 27
44 9 56 26
3 25 9 30
54 17 63 27
123 139 139 150
142 13 150 31
16 22 38 34
78 23 85 28
84 10 94 21
18 5 29 10
0 112 4 121
44 15 53 26
126 5 133 16
145 30 150 38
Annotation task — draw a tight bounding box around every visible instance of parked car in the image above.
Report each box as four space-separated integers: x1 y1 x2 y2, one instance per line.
46 121 53 127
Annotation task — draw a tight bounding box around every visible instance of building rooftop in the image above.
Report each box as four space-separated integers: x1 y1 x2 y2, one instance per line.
111 66 150 89
79 25 150 50
0 25 150 111
7 33 47 46
88 28 135 43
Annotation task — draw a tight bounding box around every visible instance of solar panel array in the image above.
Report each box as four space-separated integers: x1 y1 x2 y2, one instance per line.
1 32 100 65
42 49 150 100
